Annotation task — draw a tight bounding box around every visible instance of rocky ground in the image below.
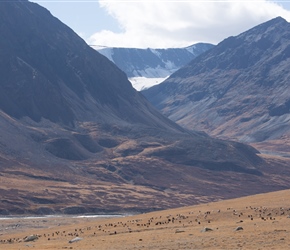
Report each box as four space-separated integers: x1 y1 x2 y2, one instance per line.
1 189 290 249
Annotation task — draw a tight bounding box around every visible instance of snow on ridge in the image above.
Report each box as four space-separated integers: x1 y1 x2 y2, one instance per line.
150 48 161 58
185 45 197 54
163 60 176 71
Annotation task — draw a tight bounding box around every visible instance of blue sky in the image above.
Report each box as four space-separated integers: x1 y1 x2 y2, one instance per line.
31 1 290 48
31 1 121 37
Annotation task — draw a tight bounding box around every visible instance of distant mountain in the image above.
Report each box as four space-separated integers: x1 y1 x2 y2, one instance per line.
142 17 290 155
97 43 213 90
0 2 289 215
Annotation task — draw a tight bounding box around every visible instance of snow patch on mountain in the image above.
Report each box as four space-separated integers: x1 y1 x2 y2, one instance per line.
185 44 197 54
129 77 167 91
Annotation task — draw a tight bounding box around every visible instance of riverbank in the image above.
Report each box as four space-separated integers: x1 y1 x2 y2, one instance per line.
0 214 124 236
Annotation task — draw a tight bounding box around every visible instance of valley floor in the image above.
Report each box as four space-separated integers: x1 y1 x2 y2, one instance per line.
1 189 290 249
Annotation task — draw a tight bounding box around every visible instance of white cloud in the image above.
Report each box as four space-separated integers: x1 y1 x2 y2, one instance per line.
88 0 290 48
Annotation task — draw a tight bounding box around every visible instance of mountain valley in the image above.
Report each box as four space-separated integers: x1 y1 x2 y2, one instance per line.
0 1 290 216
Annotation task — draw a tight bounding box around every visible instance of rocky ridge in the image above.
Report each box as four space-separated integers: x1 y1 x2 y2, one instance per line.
142 17 290 155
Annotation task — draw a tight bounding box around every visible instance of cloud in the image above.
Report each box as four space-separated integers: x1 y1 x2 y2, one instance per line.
88 0 290 48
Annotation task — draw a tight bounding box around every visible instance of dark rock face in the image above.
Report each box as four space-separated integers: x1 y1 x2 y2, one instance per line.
97 43 214 78
0 2 289 214
143 17 290 151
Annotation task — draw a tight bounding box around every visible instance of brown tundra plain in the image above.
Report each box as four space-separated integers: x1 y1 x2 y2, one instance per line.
1 189 290 250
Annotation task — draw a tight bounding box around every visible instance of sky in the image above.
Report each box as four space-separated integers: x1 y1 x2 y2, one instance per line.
31 0 290 49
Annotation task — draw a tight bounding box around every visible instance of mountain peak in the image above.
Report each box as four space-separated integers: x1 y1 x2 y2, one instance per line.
247 16 287 31
266 16 287 24
236 16 289 42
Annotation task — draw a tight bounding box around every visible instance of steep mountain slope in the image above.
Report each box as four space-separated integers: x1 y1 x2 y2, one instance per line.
0 2 289 215
0 0 179 130
97 44 213 90
143 17 290 155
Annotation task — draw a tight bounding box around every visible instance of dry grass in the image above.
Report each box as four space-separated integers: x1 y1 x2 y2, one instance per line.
1 189 290 249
